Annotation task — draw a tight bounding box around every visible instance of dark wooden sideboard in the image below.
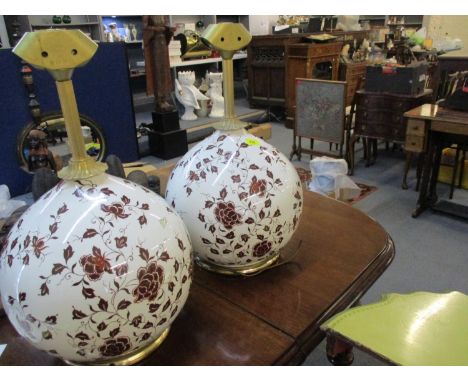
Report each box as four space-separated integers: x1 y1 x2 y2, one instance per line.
247 31 370 120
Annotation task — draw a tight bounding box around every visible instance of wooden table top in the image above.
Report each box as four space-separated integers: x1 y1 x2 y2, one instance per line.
404 104 468 125
0 191 394 366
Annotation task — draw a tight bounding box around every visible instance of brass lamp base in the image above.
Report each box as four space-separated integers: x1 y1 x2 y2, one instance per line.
65 328 169 366
195 253 280 276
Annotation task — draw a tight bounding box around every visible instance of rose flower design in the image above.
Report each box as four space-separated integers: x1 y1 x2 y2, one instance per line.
249 176 267 197
253 240 272 258
80 247 112 281
214 201 242 230
99 336 131 357
100 203 130 219
132 262 164 303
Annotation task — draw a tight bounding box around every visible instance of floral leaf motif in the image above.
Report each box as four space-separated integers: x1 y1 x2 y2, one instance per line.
121 195 130 204
162 300 171 312
216 238 225 244
245 217 255 224
139 247 150 262
174 260 179 272
157 318 167 326
97 322 107 331
8 296 15 305
57 203 69 215
19 292 26 302
202 238 211 244
10 238 18 250
82 287 96 299
64 245 74 263
209 225 215 234
23 255 29 265
189 171 199 181
186 187 192 196
23 235 31 248
141 203 149 210
273 209 281 217
225 232 235 240
115 236 127 249
117 300 131 310
210 248 219 254
52 263 66 275
40 282 49 296
249 164 259 170
42 330 53 340
17 219 23 228
149 303 160 313
265 199 272 208
160 251 170 261
294 191 301 200
241 234 249 242
177 238 185 251
234 243 242 250
231 175 241 183
198 213 205 222
217 135 226 142
239 192 248 200
205 200 214 208
168 282 175 292
266 170 273 179
182 275 188 284
259 210 266 219
109 327 120 338
143 322 153 329
275 179 283 186
211 166 218 174
200 171 206 179
265 156 272 164
138 215 147 226
219 187 227 199
196 162 201 169
45 316 57 325
72 308 87 320
75 332 90 341
100 187 115 196
115 263 128 277
83 229 98 239
98 298 108 311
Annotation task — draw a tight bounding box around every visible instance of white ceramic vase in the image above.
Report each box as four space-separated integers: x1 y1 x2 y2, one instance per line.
0 173 192 364
165 129 303 273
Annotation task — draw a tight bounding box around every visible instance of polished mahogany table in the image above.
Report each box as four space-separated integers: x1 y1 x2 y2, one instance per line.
0 191 394 365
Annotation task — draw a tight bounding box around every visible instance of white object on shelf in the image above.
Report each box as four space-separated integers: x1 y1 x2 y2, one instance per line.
206 72 224 118
0 185 26 219
175 71 210 120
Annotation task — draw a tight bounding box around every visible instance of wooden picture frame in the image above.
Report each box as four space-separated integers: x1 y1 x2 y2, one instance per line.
290 78 347 161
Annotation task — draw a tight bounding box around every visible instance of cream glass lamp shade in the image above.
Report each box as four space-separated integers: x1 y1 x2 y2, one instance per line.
0 29 192 365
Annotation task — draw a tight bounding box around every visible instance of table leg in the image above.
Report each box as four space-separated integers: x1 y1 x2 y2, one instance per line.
326 334 354 366
416 152 425 192
413 131 436 218
290 134 298 161
298 137 302 161
348 134 358 176
402 151 413 190
310 139 314 160
428 139 443 205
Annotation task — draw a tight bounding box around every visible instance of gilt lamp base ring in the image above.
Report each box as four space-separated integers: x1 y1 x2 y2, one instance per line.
195 253 280 276
65 328 170 366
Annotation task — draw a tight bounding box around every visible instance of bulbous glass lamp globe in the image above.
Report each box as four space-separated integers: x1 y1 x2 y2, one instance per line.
0 173 192 365
165 129 303 275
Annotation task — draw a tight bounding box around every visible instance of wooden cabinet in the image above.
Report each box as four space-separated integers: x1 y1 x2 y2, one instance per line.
338 61 367 106
285 41 343 129
355 89 433 142
247 34 303 109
